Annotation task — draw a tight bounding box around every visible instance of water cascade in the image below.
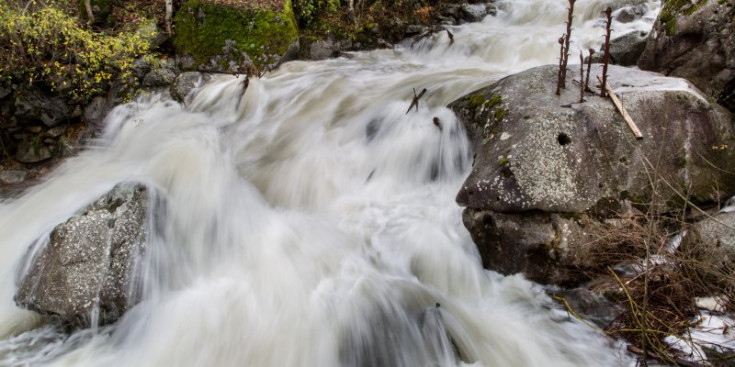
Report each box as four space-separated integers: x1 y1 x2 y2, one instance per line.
0 0 659 365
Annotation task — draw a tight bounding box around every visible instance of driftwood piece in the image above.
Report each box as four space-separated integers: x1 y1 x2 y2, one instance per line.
597 75 643 139
406 88 427 114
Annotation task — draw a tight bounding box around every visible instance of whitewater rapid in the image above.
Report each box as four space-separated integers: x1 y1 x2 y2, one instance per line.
0 0 659 366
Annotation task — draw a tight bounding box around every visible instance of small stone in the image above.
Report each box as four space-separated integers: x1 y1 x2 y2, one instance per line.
0 169 29 184
142 68 177 88
46 126 67 138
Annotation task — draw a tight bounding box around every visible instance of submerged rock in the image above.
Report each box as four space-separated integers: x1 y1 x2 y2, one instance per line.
638 1 735 112
15 183 149 327
450 64 735 283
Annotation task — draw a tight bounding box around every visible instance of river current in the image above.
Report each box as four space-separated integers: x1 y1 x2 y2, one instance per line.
0 1 659 366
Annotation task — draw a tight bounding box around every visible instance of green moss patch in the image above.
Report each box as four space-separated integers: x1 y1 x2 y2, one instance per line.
467 94 486 108
173 0 298 70
659 0 708 35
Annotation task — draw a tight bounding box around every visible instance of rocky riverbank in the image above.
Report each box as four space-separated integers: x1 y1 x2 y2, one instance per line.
0 0 497 195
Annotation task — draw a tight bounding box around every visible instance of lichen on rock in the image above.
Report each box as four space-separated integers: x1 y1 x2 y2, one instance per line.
15 183 150 327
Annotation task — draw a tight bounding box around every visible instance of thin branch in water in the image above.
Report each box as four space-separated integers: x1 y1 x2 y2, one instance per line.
406 88 427 114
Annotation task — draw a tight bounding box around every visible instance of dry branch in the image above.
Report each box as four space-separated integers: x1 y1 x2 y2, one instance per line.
406 88 427 114
597 75 643 139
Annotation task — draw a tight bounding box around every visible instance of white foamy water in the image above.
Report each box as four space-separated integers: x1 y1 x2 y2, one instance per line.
0 1 658 366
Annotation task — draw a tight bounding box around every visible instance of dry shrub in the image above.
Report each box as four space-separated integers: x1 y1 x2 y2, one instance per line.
583 195 735 364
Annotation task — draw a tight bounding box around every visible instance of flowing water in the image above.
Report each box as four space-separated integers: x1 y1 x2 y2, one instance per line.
0 1 659 366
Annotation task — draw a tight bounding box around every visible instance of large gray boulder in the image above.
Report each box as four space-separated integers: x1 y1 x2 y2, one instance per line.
15 183 149 327
449 64 735 283
638 1 735 112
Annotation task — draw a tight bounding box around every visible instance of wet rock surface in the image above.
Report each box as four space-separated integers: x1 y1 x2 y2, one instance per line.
15 183 149 327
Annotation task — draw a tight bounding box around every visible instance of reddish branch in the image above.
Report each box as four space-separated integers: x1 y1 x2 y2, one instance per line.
556 0 576 95
601 7 612 97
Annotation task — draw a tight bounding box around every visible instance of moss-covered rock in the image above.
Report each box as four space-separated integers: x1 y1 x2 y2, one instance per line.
173 0 299 72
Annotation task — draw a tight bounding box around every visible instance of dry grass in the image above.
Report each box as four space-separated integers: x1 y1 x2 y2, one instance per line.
577 189 735 365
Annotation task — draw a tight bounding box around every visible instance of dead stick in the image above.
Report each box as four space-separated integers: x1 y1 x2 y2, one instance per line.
561 0 576 88
406 88 427 114
556 35 566 96
597 75 643 139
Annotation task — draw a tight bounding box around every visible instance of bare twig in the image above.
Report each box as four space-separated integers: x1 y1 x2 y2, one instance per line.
560 0 576 89
601 7 613 97
556 35 566 96
406 88 427 114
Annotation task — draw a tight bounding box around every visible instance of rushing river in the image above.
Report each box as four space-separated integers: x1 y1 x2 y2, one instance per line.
0 1 659 366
